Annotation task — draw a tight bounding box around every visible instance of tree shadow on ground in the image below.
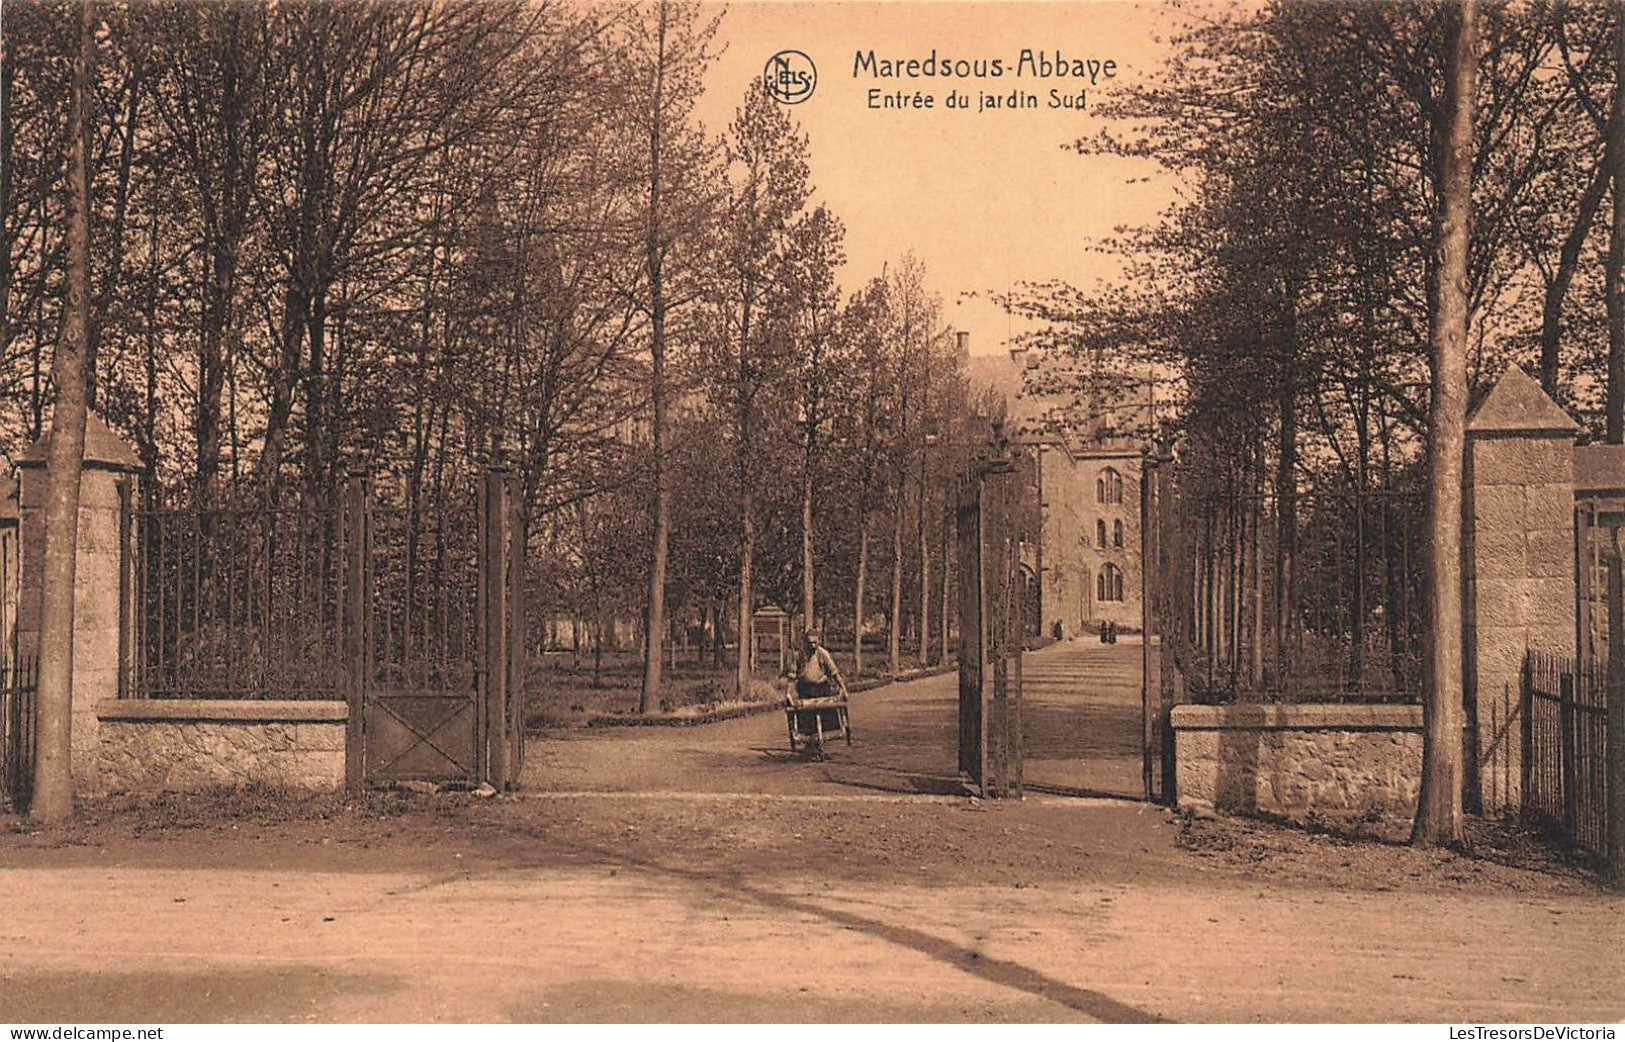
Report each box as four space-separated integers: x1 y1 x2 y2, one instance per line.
740 749 967 796
543 837 1173 1024
1023 781 1145 802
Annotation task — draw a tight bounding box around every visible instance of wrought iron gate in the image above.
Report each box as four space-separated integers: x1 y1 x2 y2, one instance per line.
1521 652 1610 861
1 656 38 812
131 468 525 792
957 449 1023 798
346 469 525 791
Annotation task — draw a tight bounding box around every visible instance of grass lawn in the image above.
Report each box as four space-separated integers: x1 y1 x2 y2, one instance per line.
522 641 937 727
524 651 777 727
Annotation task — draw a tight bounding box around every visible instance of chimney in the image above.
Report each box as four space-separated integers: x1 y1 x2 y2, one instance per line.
955 331 969 358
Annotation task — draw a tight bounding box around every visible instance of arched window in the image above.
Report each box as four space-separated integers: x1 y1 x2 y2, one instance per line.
1101 563 1124 602
1113 519 1124 548
1095 518 1107 547
1100 467 1123 505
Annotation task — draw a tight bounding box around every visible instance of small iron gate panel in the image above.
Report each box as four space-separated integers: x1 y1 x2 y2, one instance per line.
1 656 39 813
358 474 479 786
957 454 1022 798
1522 652 1610 859
352 470 523 790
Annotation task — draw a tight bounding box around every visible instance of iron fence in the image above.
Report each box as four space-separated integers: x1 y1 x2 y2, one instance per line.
134 506 344 699
1 655 39 812
1157 482 1424 704
131 476 501 701
1522 651 1611 861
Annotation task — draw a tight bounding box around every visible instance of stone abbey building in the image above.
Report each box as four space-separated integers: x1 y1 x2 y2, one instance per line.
966 345 1156 637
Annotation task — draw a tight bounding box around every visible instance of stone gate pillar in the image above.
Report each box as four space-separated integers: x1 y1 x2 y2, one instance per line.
16 414 142 796
1464 368 1578 814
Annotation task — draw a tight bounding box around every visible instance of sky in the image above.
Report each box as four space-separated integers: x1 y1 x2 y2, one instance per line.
694 0 1192 356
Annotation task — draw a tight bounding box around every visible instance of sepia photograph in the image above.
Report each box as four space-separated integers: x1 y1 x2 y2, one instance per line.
0 0 1622 1028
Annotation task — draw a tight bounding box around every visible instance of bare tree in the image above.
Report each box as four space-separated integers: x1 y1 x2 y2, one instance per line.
706 79 806 696
30 0 93 824
149 2 269 502
1609 0 1625 443
841 277 892 676
599 0 718 711
791 205 845 632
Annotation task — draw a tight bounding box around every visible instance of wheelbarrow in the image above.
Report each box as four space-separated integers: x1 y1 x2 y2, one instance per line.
785 693 851 760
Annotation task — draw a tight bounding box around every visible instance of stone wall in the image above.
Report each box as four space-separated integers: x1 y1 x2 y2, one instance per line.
96 700 347 793
1171 704 1424 818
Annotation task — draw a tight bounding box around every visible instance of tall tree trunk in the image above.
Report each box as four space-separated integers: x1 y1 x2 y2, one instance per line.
255 285 308 502
801 442 815 629
734 311 758 695
889 483 904 673
736 498 755 697
638 5 671 714
853 527 869 676
196 231 237 503
304 288 329 504
1274 282 1299 691
31 0 94 824
140 213 160 507
1413 0 1477 848
1541 161 1610 398
939 510 951 665
1250 477 1263 690
1 38 13 387
1609 2 1625 444
918 478 930 667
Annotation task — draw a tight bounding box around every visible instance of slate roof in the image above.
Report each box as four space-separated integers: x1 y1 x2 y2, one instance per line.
1573 444 1625 496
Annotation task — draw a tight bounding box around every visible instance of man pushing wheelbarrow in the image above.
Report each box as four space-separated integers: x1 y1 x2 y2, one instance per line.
785 630 851 761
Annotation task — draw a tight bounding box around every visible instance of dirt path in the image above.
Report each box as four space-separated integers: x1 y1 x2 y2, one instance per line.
523 641 1153 798
1022 640 1158 798
4 657 1620 1024
4 860 1620 1023
3 793 1619 1024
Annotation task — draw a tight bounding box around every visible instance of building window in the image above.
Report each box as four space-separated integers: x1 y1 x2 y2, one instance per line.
1096 518 1107 547
1113 519 1124 548
1100 563 1124 602
1099 466 1123 505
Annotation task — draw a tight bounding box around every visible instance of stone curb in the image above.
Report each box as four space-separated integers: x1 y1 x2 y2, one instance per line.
97 699 348 723
581 699 784 729
1169 703 1424 731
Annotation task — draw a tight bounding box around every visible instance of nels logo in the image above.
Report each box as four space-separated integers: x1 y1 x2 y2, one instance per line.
764 50 816 105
